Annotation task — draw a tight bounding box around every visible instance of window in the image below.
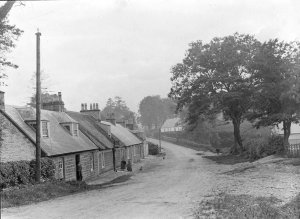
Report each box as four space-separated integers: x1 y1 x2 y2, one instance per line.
28 121 49 138
90 153 94 171
58 159 64 179
73 124 79 136
42 121 49 137
62 123 79 137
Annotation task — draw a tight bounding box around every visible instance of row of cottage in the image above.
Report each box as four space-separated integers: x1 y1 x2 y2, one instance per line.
0 91 148 181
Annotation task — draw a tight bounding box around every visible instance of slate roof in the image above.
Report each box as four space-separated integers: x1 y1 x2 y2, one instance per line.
101 121 142 146
161 118 182 129
67 111 113 149
3 106 98 156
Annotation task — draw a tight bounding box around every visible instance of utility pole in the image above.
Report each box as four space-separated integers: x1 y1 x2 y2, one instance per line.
159 126 161 152
35 30 41 183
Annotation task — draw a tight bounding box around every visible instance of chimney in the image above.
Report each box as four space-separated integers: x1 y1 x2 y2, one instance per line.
58 92 62 102
96 103 99 110
80 102 101 121
41 91 64 112
106 112 116 125
0 91 5 111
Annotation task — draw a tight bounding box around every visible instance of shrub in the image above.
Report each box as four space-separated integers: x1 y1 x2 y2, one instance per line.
30 158 56 181
148 142 159 155
244 135 285 161
0 158 55 189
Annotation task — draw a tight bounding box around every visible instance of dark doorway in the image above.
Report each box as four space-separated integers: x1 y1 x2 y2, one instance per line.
75 154 82 181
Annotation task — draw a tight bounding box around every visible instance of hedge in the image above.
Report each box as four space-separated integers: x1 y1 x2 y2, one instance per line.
0 158 55 189
148 142 159 155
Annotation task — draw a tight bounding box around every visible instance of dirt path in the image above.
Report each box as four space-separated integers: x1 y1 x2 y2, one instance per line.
2 139 223 219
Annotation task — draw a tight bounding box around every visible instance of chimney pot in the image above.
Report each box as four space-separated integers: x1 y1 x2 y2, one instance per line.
90 103 92 110
96 103 99 110
81 103 84 111
58 92 62 102
93 103 96 110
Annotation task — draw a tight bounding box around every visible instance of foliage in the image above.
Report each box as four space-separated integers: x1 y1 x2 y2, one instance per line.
247 39 300 146
0 158 55 189
0 2 23 87
139 95 176 130
243 135 284 161
101 96 135 123
148 142 159 155
169 33 260 154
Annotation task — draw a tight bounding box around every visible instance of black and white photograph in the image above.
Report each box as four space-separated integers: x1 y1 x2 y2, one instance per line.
0 0 300 218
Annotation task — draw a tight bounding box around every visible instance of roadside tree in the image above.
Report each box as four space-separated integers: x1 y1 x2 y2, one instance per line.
248 39 300 147
169 33 260 154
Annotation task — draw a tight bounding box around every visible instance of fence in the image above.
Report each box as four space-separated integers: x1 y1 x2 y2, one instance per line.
161 135 214 152
287 143 300 158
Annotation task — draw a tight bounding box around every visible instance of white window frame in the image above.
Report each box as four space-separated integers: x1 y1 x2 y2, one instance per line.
42 121 49 137
73 123 79 136
58 158 64 179
127 148 130 160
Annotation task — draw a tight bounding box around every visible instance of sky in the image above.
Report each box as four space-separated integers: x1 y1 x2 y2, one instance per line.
1 0 300 113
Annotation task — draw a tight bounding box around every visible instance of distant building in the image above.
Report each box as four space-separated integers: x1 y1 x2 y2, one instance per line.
273 123 300 144
160 118 183 133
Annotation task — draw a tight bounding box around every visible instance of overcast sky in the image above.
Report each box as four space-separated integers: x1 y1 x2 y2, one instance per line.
2 0 300 113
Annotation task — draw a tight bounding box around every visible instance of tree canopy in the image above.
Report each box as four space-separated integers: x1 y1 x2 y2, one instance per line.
138 95 176 130
169 33 260 153
0 1 23 87
101 96 135 122
248 39 300 146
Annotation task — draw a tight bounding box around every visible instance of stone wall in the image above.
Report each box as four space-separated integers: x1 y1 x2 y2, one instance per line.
0 113 36 163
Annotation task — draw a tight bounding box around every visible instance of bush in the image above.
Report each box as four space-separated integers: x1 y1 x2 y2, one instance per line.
0 158 55 189
244 135 284 161
148 142 159 155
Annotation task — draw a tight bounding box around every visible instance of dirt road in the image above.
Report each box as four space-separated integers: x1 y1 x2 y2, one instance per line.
2 139 222 219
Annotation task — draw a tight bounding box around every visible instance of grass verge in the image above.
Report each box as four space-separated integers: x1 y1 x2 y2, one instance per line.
194 193 300 219
202 154 249 165
1 175 132 209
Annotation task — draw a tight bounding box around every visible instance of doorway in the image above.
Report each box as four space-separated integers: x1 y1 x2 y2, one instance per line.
75 154 81 181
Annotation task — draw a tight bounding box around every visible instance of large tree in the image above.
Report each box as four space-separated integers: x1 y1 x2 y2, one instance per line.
101 96 135 122
169 33 260 154
0 1 23 86
248 39 300 147
138 95 176 130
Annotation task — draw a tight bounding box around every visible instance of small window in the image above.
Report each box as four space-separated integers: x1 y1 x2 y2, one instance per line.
58 159 64 179
42 121 49 137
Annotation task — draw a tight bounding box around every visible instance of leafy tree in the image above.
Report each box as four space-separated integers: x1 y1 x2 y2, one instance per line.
0 1 23 87
169 33 260 154
248 39 300 147
138 95 176 130
101 96 135 122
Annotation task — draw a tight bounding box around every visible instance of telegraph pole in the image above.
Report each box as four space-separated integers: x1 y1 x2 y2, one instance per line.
35 30 41 183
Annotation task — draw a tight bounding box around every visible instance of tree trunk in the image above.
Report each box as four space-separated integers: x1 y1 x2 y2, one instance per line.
231 117 243 154
0 1 16 22
283 120 291 149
